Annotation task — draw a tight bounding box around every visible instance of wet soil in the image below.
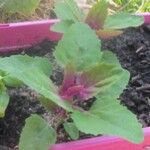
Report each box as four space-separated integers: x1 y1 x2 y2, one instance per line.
0 24 150 149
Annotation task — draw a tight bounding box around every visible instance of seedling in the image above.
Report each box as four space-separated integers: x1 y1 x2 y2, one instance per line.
0 1 144 150
0 23 143 150
52 0 144 39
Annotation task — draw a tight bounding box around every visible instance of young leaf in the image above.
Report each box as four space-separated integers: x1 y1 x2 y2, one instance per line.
85 0 108 30
64 122 79 140
0 55 52 76
79 63 129 100
3 76 23 87
0 55 72 111
100 51 120 65
54 22 101 71
0 86 9 118
39 96 57 111
27 56 52 76
16 69 72 111
19 114 56 150
54 0 84 22
104 12 144 29
1 0 40 14
51 20 74 33
72 96 144 143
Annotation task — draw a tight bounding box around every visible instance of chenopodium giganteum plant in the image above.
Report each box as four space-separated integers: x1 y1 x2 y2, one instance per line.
0 0 144 150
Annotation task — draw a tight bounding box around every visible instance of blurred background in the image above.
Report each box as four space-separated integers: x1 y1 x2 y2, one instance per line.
0 0 149 23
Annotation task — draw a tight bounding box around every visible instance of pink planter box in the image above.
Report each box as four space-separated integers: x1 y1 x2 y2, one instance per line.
0 20 61 52
50 127 150 150
0 13 150 150
138 12 150 24
0 13 150 52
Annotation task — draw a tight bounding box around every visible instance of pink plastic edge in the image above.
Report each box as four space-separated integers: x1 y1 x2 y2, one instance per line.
137 12 150 24
50 127 150 150
0 13 150 150
0 13 150 52
0 19 61 52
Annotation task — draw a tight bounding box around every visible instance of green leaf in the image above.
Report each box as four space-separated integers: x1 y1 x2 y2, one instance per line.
51 20 74 33
97 59 130 99
16 69 72 111
0 87 9 118
31 57 52 77
3 76 23 87
64 122 79 140
19 114 56 150
0 55 72 111
54 22 102 71
80 63 129 99
39 96 57 111
1 0 40 14
54 0 84 22
85 0 108 29
100 51 120 65
72 96 144 143
0 55 52 76
104 12 144 29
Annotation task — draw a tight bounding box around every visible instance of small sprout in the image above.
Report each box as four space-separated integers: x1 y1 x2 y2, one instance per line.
52 0 144 39
85 1 144 39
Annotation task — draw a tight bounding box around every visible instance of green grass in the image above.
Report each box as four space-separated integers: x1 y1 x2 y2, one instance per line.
113 0 150 13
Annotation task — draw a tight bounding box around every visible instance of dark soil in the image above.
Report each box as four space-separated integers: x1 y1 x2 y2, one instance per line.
0 87 45 149
0 24 150 149
0 40 56 149
102 24 150 127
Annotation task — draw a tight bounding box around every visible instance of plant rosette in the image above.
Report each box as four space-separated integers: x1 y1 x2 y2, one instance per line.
0 0 148 150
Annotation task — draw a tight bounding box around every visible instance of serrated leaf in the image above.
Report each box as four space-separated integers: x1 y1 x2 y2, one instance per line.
96 29 123 39
1 0 40 14
51 20 74 33
0 87 9 118
19 115 56 150
54 22 101 71
85 0 108 30
79 63 129 99
0 55 72 111
54 0 84 22
72 96 144 143
104 12 144 29
64 122 79 140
